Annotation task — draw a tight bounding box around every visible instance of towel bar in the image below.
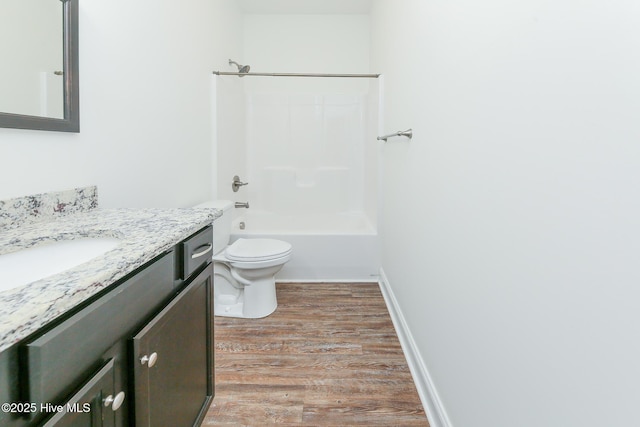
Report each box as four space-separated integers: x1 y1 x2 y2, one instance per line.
377 129 412 142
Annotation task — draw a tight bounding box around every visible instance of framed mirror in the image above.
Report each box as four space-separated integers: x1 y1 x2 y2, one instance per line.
0 0 79 132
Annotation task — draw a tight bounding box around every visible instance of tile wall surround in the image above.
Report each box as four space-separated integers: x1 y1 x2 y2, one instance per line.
0 186 98 230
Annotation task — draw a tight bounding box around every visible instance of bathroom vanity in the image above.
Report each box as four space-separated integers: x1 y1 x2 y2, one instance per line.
0 188 220 426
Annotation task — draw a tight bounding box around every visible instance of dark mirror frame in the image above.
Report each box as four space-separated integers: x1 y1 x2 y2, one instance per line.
0 0 79 133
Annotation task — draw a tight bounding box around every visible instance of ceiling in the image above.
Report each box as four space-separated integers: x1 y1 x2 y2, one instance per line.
238 0 373 15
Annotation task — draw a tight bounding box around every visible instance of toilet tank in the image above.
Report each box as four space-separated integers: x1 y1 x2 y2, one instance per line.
194 200 234 254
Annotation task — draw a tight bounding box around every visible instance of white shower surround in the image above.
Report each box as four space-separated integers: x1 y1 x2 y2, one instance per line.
212 14 379 282
245 92 373 215
233 88 380 282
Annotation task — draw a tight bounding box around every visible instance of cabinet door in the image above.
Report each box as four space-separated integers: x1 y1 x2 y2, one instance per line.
132 264 213 427
42 358 123 427
23 251 174 418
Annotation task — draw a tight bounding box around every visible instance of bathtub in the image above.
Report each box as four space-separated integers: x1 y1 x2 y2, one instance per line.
230 211 380 282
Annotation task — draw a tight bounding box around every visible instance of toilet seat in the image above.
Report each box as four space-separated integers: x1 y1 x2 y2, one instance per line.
225 238 292 262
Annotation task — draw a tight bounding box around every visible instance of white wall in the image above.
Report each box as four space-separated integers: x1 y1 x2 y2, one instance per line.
243 14 370 93
372 1 640 426
0 0 243 208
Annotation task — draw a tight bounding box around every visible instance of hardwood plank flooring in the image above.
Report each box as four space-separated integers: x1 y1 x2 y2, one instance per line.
203 283 429 426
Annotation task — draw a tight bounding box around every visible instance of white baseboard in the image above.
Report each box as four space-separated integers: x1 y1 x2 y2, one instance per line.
378 268 453 427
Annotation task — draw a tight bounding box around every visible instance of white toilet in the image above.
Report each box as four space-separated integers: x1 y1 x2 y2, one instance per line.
196 200 292 318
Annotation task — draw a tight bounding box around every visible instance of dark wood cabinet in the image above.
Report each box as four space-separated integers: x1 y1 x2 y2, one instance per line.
23 252 174 425
0 226 214 427
131 264 213 427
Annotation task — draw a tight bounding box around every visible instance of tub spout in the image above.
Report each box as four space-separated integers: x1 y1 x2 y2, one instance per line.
235 202 250 209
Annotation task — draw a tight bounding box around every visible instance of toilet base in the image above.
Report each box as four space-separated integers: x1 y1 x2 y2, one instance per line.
213 258 282 319
214 289 277 319
214 295 245 318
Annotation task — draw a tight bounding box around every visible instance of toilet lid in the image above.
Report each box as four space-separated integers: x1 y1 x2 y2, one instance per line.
225 238 292 262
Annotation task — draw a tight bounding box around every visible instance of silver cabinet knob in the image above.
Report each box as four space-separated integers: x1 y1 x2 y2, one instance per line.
140 352 158 367
103 391 125 411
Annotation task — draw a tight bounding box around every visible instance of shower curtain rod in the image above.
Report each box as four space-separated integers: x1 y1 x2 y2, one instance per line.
212 71 380 78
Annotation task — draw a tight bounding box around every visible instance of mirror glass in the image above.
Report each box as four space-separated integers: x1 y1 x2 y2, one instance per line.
0 0 79 132
0 0 64 118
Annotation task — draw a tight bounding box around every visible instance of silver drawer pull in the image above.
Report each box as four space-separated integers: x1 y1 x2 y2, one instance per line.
103 391 125 411
191 243 212 259
140 352 158 367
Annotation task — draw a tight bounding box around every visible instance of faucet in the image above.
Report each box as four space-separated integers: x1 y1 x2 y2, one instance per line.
234 202 249 209
232 175 248 192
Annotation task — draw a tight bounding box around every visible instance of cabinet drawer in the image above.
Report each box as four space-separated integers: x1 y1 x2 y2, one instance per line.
23 251 175 412
180 226 213 279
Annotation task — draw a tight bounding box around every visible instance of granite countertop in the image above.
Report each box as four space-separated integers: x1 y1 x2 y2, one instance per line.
0 207 221 353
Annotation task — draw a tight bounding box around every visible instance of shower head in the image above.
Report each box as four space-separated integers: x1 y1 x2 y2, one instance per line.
229 59 250 75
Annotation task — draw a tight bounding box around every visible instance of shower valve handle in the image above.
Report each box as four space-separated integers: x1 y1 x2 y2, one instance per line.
232 175 248 192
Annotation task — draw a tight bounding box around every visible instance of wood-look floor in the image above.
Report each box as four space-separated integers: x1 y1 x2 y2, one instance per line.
203 283 429 426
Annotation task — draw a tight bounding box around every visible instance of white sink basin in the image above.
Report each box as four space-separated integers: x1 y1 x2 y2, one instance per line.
0 237 121 292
